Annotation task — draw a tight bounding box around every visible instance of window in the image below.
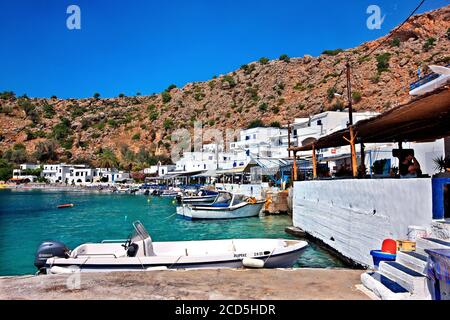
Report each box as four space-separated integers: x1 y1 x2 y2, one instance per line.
317 120 322 126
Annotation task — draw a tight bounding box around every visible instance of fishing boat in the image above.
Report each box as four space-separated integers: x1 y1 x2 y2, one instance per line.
34 221 308 273
176 191 265 220
176 189 219 205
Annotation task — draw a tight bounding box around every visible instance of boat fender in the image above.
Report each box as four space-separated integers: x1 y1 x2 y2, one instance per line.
49 266 80 274
242 258 264 269
146 266 169 271
264 199 272 210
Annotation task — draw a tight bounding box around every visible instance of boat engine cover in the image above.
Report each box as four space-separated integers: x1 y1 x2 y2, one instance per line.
34 241 69 270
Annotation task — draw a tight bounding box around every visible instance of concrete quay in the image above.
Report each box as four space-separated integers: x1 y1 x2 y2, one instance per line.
0 268 370 300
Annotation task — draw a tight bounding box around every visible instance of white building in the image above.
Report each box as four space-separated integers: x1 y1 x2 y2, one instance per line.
41 164 77 183
231 127 289 160
93 168 130 183
290 111 444 177
12 163 41 182
292 111 379 150
19 163 41 171
67 167 97 185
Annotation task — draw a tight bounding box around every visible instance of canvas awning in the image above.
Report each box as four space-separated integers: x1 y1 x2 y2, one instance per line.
191 170 218 178
290 87 450 152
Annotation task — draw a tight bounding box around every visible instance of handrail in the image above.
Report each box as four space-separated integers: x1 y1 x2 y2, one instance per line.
76 253 119 258
101 239 127 243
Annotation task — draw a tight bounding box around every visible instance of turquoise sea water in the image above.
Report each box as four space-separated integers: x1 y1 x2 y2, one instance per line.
0 189 344 275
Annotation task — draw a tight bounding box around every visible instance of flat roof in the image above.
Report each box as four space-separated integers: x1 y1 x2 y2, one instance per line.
290 87 450 152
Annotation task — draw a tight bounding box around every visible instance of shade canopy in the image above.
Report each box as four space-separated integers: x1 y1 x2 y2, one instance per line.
290 88 450 152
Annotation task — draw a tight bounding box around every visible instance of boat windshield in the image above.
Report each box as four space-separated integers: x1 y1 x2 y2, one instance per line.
232 195 246 206
131 221 150 242
214 192 232 205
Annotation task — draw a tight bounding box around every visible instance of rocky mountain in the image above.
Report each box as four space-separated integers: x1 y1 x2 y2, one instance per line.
0 5 449 169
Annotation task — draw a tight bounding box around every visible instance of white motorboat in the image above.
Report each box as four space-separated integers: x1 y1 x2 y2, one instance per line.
115 186 131 194
176 191 265 220
34 221 308 273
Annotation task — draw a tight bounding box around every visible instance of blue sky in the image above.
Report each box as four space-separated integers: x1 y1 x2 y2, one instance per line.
0 0 447 98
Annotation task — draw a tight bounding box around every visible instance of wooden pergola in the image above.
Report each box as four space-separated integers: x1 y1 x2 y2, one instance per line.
289 87 450 180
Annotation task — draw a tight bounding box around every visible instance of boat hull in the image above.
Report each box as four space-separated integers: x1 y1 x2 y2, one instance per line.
177 202 264 220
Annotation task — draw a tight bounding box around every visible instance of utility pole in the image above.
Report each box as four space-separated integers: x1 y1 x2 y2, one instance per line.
346 62 354 126
287 122 292 158
346 62 358 177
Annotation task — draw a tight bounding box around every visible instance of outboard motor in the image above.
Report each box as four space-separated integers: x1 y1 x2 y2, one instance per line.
34 241 70 272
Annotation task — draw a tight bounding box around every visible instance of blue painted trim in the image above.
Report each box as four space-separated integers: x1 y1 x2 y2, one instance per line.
369 272 409 293
385 261 425 278
432 178 450 220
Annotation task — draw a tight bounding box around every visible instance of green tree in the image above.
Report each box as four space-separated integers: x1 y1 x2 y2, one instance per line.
222 75 236 88
247 119 265 129
279 54 290 63
322 49 344 56
42 103 56 119
149 111 159 121
327 87 337 101
376 53 391 73
258 103 268 112
390 38 401 47
166 84 177 92
423 37 436 52
163 118 174 130
132 133 141 141
0 159 13 181
93 93 101 99
161 91 172 103
259 57 269 65
97 148 119 168
0 91 15 100
352 91 362 103
270 121 281 128
34 140 58 162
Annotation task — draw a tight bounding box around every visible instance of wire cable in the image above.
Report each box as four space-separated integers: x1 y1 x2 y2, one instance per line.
331 0 427 92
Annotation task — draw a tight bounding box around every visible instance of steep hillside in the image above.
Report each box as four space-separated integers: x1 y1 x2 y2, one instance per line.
0 5 449 168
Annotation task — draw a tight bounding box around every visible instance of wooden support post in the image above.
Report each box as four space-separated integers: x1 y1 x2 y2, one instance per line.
349 126 358 178
312 145 317 179
292 151 298 182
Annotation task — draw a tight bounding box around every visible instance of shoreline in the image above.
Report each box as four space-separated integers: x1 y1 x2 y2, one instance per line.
1 183 118 193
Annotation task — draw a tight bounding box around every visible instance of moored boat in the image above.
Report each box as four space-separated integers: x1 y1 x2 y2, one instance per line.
176 189 219 205
176 191 265 220
34 221 308 273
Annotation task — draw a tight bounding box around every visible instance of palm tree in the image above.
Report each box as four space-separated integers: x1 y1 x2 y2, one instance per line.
97 149 118 169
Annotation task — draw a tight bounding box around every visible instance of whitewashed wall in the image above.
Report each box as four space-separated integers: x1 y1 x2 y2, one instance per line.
215 183 272 199
293 178 434 267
